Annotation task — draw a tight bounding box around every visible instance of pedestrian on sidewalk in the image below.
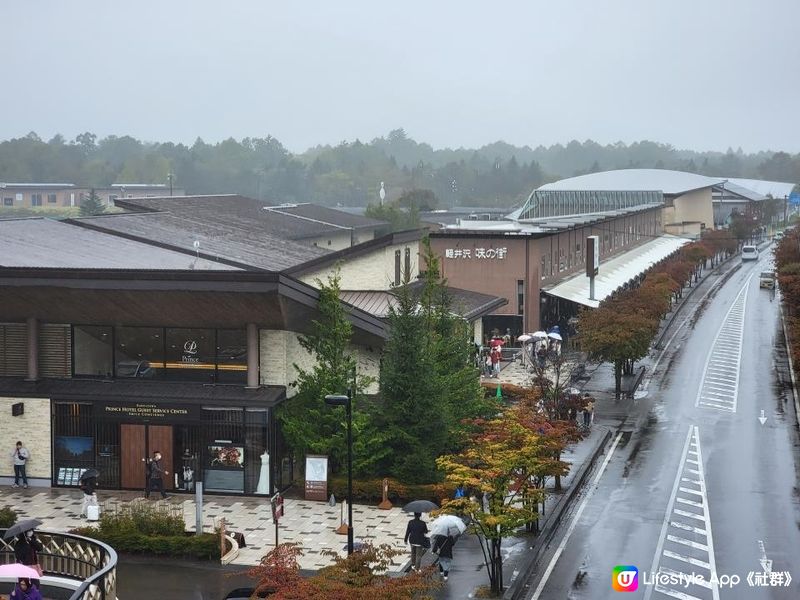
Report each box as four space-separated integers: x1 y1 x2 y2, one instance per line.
583 398 594 428
79 475 98 518
432 533 456 581
145 450 169 499
10 441 30 488
14 531 43 585
404 512 429 571
490 346 501 378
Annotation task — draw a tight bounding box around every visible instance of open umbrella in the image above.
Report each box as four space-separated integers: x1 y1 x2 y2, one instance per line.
2 518 42 540
79 468 99 481
547 332 563 341
0 563 41 579
532 331 548 339
517 334 533 343
428 514 467 538
402 500 439 513
489 338 504 347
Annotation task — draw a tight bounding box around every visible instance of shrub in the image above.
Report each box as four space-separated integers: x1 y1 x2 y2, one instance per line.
98 501 184 536
329 477 450 504
0 507 17 528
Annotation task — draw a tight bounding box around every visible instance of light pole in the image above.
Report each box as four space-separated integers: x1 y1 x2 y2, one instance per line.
167 172 175 197
325 391 353 554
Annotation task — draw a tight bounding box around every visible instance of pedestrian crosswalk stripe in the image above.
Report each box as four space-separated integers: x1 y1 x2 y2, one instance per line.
654 583 704 600
670 520 707 535
662 549 711 570
667 534 709 552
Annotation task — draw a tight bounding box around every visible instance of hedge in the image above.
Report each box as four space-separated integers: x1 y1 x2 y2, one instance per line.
0 507 17 528
328 477 451 504
71 527 222 560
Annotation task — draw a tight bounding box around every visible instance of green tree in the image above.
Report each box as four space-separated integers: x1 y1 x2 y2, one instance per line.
79 189 105 216
277 271 382 476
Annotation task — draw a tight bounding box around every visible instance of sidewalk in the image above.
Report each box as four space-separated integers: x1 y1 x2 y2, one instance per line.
0 487 411 571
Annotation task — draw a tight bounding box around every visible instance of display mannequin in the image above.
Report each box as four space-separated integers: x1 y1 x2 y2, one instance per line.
256 450 270 494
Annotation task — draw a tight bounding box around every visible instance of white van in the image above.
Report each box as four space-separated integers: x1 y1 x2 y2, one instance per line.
741 245 758 261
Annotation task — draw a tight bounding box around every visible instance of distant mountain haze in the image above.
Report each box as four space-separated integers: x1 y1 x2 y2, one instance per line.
0 130 797 209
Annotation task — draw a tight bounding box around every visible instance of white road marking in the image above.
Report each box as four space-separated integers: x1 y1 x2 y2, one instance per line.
644 426 719 600
528 432 624 600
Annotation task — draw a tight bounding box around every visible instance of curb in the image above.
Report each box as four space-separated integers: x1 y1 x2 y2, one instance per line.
779 302 800 428
503 426 613 600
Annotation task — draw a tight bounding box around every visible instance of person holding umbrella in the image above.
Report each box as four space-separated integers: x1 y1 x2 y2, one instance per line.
428 514 466 582
79 469 99 518
431 533 455 581
9 577 42 600
402 500 437 571
12 526 43 586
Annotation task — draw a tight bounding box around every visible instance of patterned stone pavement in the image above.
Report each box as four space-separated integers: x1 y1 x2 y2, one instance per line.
0 487 411 571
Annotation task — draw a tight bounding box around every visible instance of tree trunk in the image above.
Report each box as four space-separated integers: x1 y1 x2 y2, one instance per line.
490 537 503 594
614 360 622 399
554 452 562 490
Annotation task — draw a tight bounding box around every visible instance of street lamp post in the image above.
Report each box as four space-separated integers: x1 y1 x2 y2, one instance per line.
325 391 353 554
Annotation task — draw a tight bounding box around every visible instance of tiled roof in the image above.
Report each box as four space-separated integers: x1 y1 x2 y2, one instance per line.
0 218 240 271
69 211 327 271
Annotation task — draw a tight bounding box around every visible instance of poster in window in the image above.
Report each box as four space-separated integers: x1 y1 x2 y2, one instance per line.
207 445 244 470
54 436 94 462
57 468 66 486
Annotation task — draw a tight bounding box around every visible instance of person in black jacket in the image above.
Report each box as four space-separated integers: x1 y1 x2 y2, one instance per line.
79 476 98 518
145 451 169 499
403 513 429 571
431 534 456 581
14 532 43 587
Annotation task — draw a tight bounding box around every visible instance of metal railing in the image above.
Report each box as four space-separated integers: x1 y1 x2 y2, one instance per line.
0 529 117 600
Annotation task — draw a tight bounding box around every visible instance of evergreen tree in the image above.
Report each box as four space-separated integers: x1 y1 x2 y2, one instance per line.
277 271 383 476
79 189 105 216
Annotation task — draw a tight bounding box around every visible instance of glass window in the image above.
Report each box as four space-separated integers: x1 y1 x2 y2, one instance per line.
517 280 524 315
115 326 164 378
217 329 247 384
394 250 401 286
165 328 215 382
47 193 57 204
31 193 43 206
73 325 113 377
404 247 411 278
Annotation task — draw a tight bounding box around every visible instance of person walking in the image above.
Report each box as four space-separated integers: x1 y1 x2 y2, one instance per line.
145 451 169 499
11 441 30 488
14 531 43 585
583 399 594 428
404 513 429 571
432 533 456 581
79 475 98 518
490 346 501 378
9 577 42 600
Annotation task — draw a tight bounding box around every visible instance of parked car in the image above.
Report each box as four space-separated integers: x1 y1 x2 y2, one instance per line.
760 271 776 289
741 245 758 261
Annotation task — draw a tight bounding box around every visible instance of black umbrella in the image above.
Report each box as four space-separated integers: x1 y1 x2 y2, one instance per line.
402 500 439 513
79 468 100 481
3 518 42 540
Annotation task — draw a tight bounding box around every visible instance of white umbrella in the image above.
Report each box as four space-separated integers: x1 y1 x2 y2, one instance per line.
547 332 563 341
429 514 467 538
532 331 548 339
517 334 533 343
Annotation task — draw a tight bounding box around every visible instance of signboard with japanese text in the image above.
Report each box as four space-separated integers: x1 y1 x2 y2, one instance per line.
304 455 328 501
444 247 508 260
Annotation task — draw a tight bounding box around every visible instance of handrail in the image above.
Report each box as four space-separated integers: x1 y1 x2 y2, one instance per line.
0 529 117 600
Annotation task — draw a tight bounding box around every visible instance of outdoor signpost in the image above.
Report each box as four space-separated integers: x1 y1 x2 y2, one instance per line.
304 455 329 501
586 235 600 300
378 477 392 510
271 492 284 548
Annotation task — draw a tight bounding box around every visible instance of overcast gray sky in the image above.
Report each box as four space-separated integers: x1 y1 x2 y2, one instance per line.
2 0 798 153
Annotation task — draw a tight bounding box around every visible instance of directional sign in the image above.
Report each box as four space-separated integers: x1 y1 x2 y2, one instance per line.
758 410 767 425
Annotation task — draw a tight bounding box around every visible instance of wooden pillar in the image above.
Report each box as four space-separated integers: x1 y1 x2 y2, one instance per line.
246 323 259 389
25 317 38 381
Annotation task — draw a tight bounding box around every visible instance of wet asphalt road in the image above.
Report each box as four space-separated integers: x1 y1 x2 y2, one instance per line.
526 253 800 599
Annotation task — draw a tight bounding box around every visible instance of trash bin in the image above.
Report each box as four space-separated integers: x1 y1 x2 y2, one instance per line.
87 504 100 521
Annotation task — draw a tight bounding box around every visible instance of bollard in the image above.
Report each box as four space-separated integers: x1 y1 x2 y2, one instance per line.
195 481 203 535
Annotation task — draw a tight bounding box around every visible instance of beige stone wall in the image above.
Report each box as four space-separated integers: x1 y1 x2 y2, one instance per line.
666 189 714 229
473 318 483 345
0 397 52 479
259 330 380 396
299 240 420 290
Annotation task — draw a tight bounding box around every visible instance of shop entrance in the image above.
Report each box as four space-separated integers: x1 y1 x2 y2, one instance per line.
120 424 174 490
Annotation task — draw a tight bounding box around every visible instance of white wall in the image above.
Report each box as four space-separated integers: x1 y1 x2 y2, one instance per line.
259 330 380 396
307 231 353 251
664 188 714 229
299 240 420 290
0 397 52 480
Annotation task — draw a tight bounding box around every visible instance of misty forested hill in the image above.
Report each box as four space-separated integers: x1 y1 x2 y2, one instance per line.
1 128 798 208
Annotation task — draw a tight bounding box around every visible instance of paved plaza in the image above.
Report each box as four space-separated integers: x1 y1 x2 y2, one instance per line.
0 487 412 571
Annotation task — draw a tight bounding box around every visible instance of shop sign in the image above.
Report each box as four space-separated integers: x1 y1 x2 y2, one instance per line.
182 340 200 363
101 401 201 422
304 454 328 501
444 247 508 260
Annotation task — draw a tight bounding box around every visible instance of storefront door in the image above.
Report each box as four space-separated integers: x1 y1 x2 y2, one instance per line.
120 424 174 490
